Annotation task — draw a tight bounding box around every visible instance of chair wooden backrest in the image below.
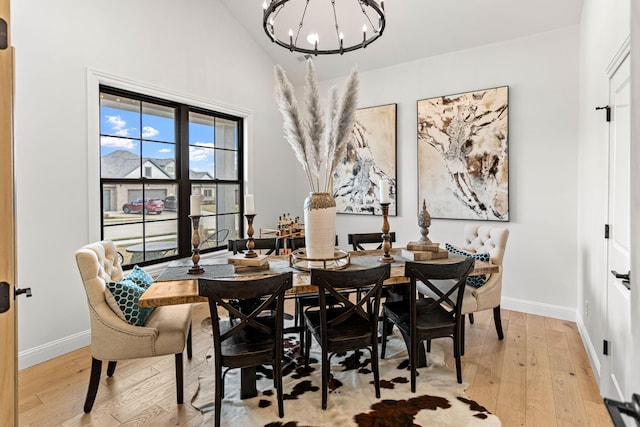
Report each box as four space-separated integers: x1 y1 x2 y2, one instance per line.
311 264 390 343
227 237 282 255
404 258 474 325
348 232 396 251
198 272 293 361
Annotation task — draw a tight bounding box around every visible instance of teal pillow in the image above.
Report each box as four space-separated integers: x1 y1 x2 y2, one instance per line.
126 265 154 289
106 279 154 326
445 243 490 289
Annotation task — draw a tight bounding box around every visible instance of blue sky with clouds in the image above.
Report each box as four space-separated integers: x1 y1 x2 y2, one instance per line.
100 105 216 174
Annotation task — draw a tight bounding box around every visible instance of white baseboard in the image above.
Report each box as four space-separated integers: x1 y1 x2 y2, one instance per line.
575 313 602 380
18 329 91 370
501 296 576 321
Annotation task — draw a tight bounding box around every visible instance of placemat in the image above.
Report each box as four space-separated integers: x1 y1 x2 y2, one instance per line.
157 263 235 281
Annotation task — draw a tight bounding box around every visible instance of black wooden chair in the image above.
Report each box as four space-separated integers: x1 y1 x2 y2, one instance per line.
198 272 293 427
284 235 343 354
348 232 398 302
303 264 391 409
227 237 282 255
348 231 396 251
381 258 474 390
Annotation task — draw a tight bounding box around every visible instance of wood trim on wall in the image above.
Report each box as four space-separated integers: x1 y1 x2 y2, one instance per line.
0 0 17 424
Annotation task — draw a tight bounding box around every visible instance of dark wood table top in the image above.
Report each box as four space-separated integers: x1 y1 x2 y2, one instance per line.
139 248 500 308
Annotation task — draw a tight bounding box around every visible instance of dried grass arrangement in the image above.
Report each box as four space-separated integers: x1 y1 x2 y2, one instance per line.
274 60 359 193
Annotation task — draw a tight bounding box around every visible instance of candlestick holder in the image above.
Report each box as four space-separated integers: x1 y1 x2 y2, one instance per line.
244 214 258 258
187 215 204 274
379 202 394 263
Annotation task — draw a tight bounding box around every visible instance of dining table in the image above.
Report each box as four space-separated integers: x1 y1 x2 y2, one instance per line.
138 247 500 399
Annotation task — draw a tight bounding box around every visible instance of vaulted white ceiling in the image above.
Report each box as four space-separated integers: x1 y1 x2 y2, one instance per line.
220 0 583 84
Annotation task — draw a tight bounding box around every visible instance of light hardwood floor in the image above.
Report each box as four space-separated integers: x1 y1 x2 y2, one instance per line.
18 304 612 426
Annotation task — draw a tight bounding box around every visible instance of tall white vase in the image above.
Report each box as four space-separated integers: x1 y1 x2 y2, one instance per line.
303 192 336 260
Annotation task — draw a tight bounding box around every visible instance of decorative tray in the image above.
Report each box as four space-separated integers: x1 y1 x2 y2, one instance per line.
288 248 350 271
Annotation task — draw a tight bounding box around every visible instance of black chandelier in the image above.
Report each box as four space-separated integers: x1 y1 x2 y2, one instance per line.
262 0 386 56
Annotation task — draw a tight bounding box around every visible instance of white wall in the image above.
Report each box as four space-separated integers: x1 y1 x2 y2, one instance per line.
576 0 630 390
301 28 580 319
11 0 298 368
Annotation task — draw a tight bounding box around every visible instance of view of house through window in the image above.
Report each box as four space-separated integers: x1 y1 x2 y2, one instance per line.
99 87 242 266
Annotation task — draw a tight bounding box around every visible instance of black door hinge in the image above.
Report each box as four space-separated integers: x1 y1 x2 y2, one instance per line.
605 224 610 239
596 105 611 122
0 282 9 313
604 339 609 355
0 18 7 50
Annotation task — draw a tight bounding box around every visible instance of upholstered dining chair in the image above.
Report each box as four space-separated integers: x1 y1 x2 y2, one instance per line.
381 258 474 389
74 240 193 413
303 264 391 409
456 224 509 350
198 272 293 427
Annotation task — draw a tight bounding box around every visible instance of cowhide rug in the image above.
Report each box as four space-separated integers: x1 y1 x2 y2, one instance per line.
194 318 501 427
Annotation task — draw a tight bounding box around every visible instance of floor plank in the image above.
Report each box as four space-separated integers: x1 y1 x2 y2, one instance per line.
18 305 612 426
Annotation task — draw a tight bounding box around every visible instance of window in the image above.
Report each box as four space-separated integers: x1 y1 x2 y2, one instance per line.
99 86 243 267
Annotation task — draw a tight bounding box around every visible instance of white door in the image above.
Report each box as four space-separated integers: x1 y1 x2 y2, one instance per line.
605 53 631 402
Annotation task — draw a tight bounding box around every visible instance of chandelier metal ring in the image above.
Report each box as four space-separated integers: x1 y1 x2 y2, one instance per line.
263 0 386 56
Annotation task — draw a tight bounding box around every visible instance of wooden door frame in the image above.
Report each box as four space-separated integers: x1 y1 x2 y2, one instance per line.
0 0 17 424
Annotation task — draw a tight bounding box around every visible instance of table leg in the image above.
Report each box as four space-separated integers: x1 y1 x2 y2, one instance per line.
240 367 258 399
416 343 427 368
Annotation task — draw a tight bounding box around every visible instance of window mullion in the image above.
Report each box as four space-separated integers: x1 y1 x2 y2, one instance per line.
178 106 192 257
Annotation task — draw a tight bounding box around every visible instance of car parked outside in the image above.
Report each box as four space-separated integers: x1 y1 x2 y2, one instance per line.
164 195 177 211
122 198 164 214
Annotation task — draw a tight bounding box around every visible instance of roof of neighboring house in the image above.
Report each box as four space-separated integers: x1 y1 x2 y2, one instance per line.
101 150 141 178
101 150 212 180
190 170 214 179
101 150 173 178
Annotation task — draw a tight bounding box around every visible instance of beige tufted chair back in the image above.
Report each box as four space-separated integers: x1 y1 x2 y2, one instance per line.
76 241 124 326
462 224 509 266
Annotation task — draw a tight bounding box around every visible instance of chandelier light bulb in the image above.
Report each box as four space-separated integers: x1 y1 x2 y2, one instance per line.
307 33 319 45
263 1 267 10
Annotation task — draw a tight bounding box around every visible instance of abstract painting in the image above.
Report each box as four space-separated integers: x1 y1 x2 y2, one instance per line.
333 103 397 216
417 86 509 221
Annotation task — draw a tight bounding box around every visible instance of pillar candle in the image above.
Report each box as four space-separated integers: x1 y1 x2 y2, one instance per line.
190 194 201 216
379 180 390 203
245 194 255 215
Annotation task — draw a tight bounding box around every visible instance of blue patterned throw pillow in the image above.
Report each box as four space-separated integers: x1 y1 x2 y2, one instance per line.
106 279 154 326
125 265 154 289
445 243 491 289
